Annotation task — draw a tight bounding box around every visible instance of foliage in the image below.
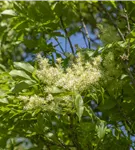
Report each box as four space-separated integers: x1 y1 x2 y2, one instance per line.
1 1 135 150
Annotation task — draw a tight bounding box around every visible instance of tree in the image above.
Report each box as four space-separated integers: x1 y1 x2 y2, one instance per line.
0 1 135 149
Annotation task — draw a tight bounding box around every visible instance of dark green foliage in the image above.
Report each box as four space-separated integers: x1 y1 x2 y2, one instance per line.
1 1 135 150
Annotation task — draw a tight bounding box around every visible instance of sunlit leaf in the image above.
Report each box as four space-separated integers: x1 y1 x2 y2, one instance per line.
121 74 128 80
13 62 34 74
1 9 16 17
75 94 84 122
9 70 31 80
0 98 8 104
110 1 117 8
96 122 107 139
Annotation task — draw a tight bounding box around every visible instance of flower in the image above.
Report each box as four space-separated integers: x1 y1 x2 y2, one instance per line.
19 95 45 110
19 53 101 110
46 94 54 101
36 53 101 92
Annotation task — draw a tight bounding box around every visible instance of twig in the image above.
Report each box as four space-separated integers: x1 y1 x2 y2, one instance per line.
76 3 91 49
80 28 88 48
60 16 75 55
65 37 67 52
125 13 131 33
124 9 131 57
54 37 65 54
81 18 91 49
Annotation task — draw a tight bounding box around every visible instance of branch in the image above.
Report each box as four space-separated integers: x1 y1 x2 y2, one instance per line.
60 16 75 55
80 29 88 48
81 18 91 49
76 3 91 49
124 9 131 57
54 37 65 54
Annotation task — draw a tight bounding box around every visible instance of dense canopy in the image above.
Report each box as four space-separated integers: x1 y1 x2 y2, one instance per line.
1 1 135 150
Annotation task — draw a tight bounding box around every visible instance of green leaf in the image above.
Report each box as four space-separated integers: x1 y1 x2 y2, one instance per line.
110 1 117 8
13 62 34 74
75 94 84 122
0 98 8 104
92 0 98 2
9 70 31 80
37 2 54 20
51 87 63 94
13 2 24 14
12 20 28 30
99 97 116 110
96 122 107 139
37 114 44 132
1 9 16 17
23 39 38 49
121 74 128 80
90 93 98 103
54 2 64 17
0 64 6 71
132 1 135 4
84 106 93 121
12 81 32 93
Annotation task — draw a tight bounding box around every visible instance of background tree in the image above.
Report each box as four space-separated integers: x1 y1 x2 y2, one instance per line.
1 1 135 149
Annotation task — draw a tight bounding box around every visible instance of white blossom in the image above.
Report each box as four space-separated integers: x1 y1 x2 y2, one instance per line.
19 95 45 110
37 53 101 92
46 94 54 101
19 54 101 110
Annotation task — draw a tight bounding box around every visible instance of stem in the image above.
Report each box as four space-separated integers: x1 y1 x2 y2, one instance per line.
65 37 67 52
124 9 131 57
81 18 91 49
125 13 131 33
76 3 91 49
54 37 65 54
81 28 88 48
60 16 75 55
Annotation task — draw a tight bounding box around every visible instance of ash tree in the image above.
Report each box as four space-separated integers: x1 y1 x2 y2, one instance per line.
0 1 135 150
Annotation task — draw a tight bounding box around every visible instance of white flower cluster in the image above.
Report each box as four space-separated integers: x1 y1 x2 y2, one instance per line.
19 54 101 110
19 94 57 110
36 57 63 86
37 53 101 92
19 95 45 110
